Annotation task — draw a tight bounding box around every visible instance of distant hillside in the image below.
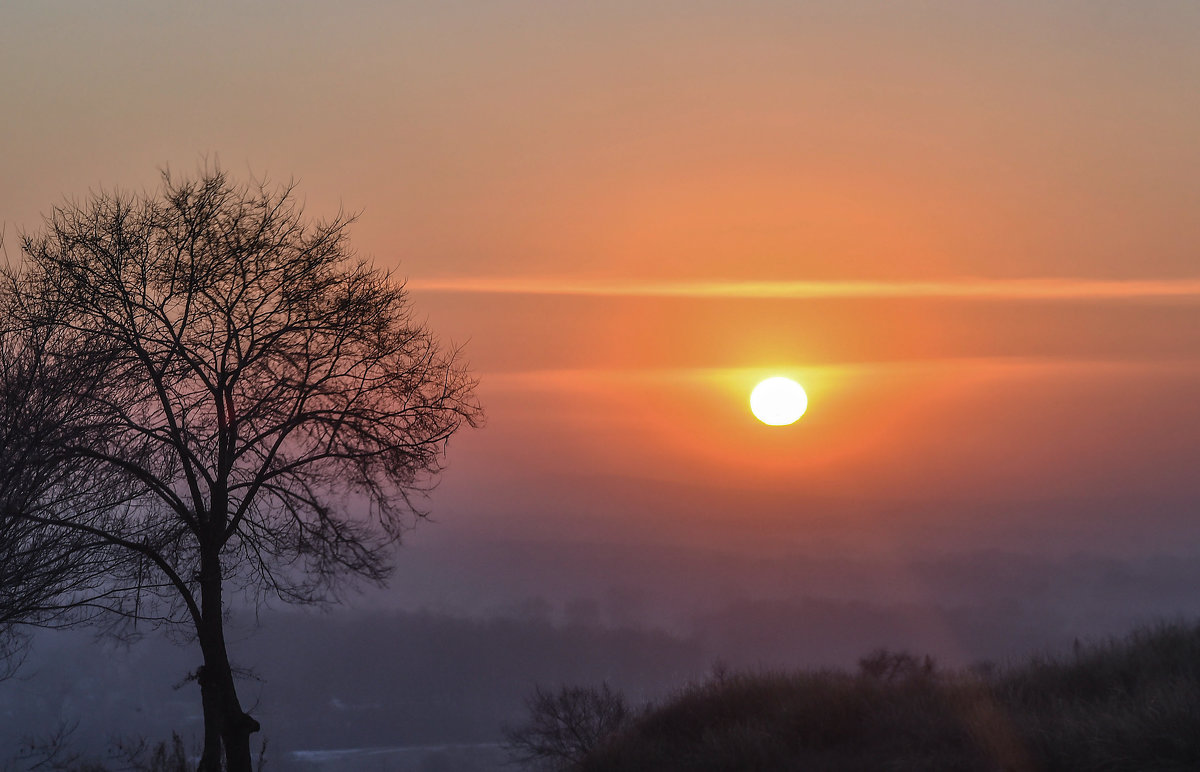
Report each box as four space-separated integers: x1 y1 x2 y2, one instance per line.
575 622 1200 771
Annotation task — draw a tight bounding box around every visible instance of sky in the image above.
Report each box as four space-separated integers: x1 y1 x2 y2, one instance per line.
4 0 1200 581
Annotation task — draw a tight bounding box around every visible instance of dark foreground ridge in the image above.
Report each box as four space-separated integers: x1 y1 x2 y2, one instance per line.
574 622 1200 772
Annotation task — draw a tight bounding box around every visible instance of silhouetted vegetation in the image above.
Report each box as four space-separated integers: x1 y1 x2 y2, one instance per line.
542 622 1200 771
0 321 124 678
11 728 200 772
0 608 706 766
2 167 479 771
503 683 633 770
856 648 936 683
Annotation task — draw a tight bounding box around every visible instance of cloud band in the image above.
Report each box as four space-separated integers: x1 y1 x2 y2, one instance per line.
408 276 1200 301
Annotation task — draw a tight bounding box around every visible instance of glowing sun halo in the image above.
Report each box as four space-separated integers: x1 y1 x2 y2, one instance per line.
750 377 808 426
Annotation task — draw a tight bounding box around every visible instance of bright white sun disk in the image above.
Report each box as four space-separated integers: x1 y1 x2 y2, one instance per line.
750 377 808 425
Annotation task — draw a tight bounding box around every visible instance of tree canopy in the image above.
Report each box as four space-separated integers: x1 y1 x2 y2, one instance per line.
0 320 122 675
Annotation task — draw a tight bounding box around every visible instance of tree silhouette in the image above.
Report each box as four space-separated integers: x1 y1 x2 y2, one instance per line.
0 318 125 677
4 168 480 771
504 683 632 770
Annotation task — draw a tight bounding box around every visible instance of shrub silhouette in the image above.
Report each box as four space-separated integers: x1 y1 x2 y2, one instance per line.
551 622 1200 771
857 648 936 682
503 683 632 771
14 731 200 772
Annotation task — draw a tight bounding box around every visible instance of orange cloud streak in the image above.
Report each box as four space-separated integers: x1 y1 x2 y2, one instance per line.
409 276 1200 301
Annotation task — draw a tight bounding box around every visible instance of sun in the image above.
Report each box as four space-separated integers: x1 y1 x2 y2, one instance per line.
750 377 808 426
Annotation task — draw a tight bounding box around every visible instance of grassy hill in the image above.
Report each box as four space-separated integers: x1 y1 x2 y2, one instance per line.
574 622 1200 771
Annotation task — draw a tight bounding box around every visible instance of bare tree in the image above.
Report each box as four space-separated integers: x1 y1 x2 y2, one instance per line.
4 168 481 771
503 683 632 771
0 317 126 678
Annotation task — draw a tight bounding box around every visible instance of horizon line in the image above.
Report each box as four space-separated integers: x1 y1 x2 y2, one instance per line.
406 276 1200 301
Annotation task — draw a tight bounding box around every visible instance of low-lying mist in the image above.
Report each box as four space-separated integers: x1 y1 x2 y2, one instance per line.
6 536 1200 769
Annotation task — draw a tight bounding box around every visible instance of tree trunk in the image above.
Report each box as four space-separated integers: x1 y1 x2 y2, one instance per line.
197 665 223 771
196 549 259 772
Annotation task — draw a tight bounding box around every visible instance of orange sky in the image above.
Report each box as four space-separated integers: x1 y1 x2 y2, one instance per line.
4 1 1200 556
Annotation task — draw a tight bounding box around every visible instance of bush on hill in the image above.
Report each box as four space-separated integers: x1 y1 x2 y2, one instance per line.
514 622 1200 771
